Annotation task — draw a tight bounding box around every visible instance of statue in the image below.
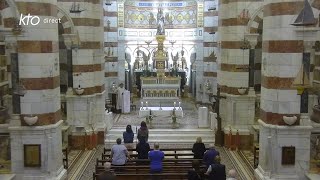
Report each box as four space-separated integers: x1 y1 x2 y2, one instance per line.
142 51 150 62
156 8 165 35
149 12 155 25
171 52 179 68
165 13 173 25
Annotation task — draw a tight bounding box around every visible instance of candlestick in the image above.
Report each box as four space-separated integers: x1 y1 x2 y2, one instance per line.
141 101 144 110
146 101 148 110
173 102 176 109
179 102 181 109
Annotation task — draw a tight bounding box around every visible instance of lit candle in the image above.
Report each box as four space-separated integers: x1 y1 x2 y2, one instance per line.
141 102 144 109
174 102 176 107
179 102 181 109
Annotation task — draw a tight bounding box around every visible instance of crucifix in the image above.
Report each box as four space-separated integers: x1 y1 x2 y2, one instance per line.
236 48 255 88
209 87 226 146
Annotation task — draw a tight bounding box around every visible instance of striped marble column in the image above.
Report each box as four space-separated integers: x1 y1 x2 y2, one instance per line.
71 1 105 96
15 1 61 126
7 1 67 179
104 1 119 93
201 0 218 104
218 0 251 95
218 0 263 149
58 0 106 149
260 0 304 126
256 0 312 179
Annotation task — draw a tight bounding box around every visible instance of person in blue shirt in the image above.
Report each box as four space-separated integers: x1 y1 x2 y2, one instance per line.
148 143 164 174
203 144 220 167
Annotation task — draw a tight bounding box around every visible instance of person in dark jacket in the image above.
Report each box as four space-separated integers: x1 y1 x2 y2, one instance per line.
203 144 220 167
123 124 134 143
188 160 202 180
138 121 149 142
123 124 134 150
205 156 226 180
192 137 206 159
136 138 150 165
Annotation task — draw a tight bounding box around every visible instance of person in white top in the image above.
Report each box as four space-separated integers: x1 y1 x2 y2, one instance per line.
226 169 237 180
116 83 125 112
111 138 129 166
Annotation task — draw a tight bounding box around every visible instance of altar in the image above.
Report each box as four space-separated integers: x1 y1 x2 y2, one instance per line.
139 107 183 118
141 76 181 99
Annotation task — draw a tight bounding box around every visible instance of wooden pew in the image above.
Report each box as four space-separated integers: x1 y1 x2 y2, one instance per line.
101 153 194 160
93 172 188 180
103 147 209 154
94 148 208 179
102 147 208 160
96 158 203 166
96 166 198 174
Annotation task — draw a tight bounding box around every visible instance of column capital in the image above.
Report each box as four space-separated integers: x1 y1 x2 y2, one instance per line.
62 34 80 50
304 40 315 52
244 33 259 49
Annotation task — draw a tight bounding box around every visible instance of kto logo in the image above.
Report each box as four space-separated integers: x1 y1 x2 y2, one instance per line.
19 14 40 25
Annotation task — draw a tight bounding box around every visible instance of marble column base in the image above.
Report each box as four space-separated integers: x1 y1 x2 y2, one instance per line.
220 93 256 132
9 120 67 180
16 167 67 180
255 120 312 180
255 165 299 180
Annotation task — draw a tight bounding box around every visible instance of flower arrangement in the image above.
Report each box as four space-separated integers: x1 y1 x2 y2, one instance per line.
172 109 177 124
146 110 153 124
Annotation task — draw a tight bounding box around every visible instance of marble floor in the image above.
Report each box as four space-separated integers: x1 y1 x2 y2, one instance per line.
240 150 255 169
113 98 202 129
66 149 82 169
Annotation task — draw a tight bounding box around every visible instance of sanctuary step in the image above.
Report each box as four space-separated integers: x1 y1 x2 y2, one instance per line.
105 128 215 145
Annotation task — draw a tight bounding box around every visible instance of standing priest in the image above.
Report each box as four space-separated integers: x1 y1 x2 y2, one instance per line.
116 83 125 113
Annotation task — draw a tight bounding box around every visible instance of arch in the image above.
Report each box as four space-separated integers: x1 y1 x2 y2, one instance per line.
0 0 19 29
57 6 76 35
132 46 152 59
3 0 19 18
246 5 264 34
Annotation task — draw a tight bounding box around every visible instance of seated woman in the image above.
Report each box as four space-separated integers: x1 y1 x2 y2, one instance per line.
123 125 134 149
192 137 206 159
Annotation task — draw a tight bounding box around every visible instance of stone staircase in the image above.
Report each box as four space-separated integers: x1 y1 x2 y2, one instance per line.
105 128 215 146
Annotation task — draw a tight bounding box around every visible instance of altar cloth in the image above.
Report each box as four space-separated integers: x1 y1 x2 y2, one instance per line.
138 107 183 118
